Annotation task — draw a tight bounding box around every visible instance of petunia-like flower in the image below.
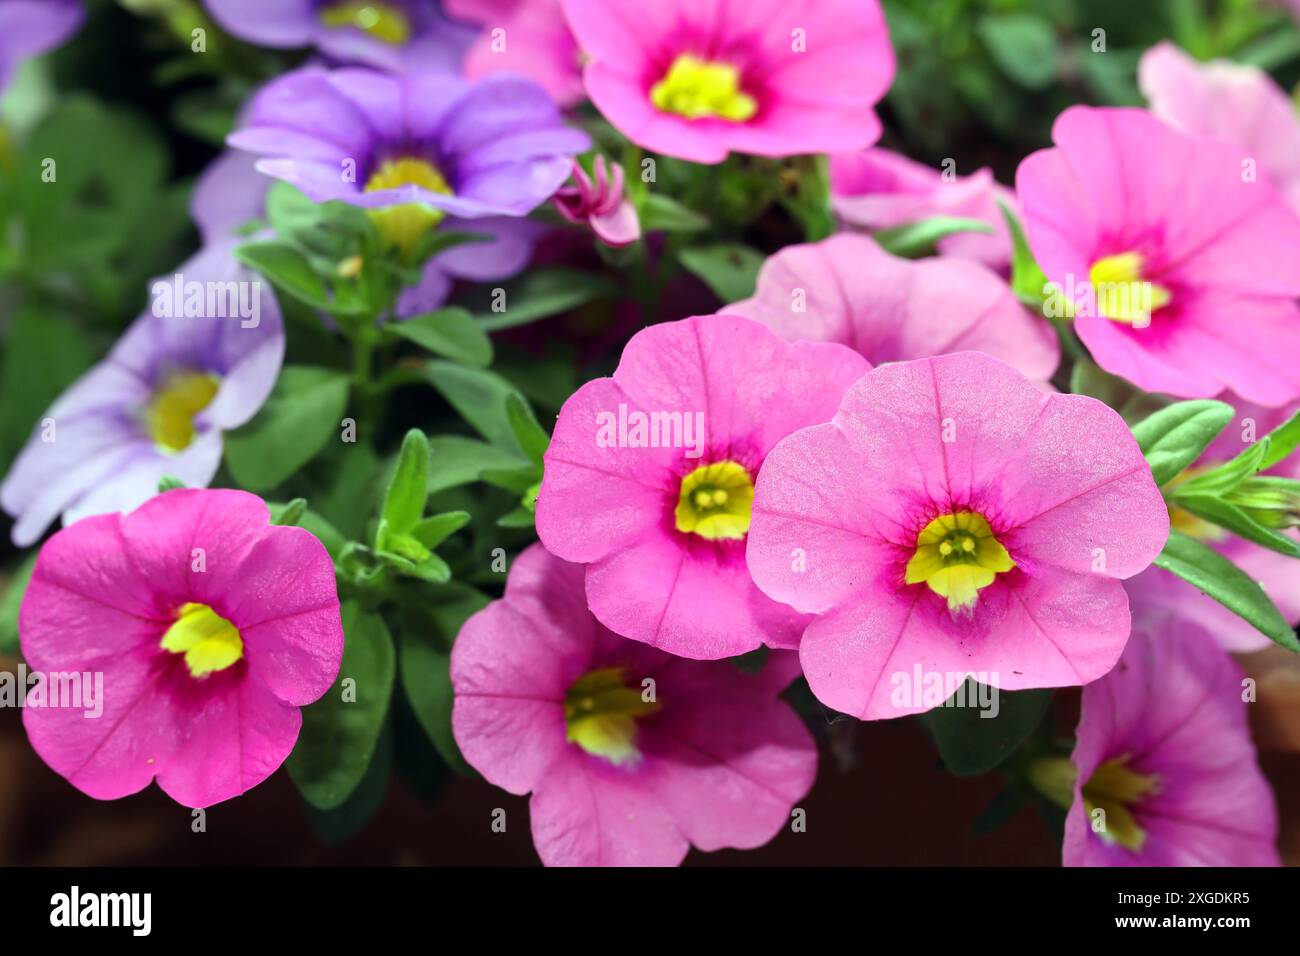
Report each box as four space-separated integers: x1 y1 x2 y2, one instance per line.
551 156 640 247
451 543 816 866
0 242 284 547
1016 106 1300 405
830 148 1015 271
226 66 587 313
448 0 583 107
202 0 476 74
1057 617 1278 866
1139 42 1300 217
746 350 1169 719
0 0 83 92
557 0 895 164
20 488 344 808
727 233 1058 383
536 314 869 659
1127 395 1300 653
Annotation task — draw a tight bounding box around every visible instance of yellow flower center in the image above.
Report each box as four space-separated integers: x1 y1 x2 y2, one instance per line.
649 54 757 122
675 460 754 540
1165 466 1228 542
160 602 244 678
364 156 454 255
1082 755 1161 852
904 511 1015 611
1089 251 1172 326
146 371 221 454
319 2 411 45
564 667 661 765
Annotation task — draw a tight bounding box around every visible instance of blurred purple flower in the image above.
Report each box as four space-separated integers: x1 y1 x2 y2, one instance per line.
0 241 284 547
551 156 639 247
0 0 83 92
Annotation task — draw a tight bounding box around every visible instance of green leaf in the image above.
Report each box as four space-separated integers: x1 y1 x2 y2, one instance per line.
269 497 308 527
873 216 994 259
412 511 470 550
1174 439 1269 498
1153 531 1298 651
286 602 396 809
1068 359 1170 426
235 241 366 317
1130 400 1234 487
978 13 1061 90
496 506 536 529
304 719 392 845
0 554 37 656
380 429 430 537
382 307 492 367
505 394 550 467
972 782 1029 836
468 268 618 332
639 193 710 233
426 436 531 495
677 242 765 303
997 200 1054 310
224 366 351 491
1259 410 1300 471
921 682 1053 777
421 361 527 452
1173 493 1300 559
266 503 346 558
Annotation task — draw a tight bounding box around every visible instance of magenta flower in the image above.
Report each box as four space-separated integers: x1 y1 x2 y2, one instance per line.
830 148 1015 271
0 0 83 92
1016 106 1300 405
19 489 344 808
728 234 1058 383
1139 42 1300 217
746 351 1168 719
557 0 895 164
551 156 641 247
451 544 816 866
1061 617 1278 866
536 314 869 659
1127 395 1300 652
449 0 583 107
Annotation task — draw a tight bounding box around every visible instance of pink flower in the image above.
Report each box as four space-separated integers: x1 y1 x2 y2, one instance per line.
552 156 641 247
746 351 1169 719
557 0 895 164
1016 106 1300 405
450 0 584 107
1139 42 1300 217
727 233 1058 383
1062 617 1278 866
1127 395 1300 653
830 148 1015 271
451 544 816 866
535 313 870 659
19 489 343 808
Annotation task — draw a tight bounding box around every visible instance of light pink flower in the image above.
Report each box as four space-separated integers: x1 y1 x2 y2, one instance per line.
552 156 641 247
20 489 343 808
1063 616 1279 866
450 0 584 107
746 351 1168 719
727 233 1058 383
1016 106 1300 405
1139 41 1300 216
451 543 816 866
557 0 895 164
536 314 870 659
830 148 1015 271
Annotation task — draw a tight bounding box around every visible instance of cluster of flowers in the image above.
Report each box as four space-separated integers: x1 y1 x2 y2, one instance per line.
1 0 1298 867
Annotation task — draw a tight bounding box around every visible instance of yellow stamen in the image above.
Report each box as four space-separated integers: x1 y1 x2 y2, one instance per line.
160 602 244 678
1089 251 1172 326
564 667 661 765
319 2 411 45
364 156 454 255
1082 755 1161 852
146 371 221 454
905 511 1015 611
650 54 757 122
675 460 754 540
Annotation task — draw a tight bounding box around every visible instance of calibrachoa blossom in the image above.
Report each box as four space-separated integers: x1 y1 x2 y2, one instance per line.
746 350 1169 719
20 489 344 808
830 148 1015 271
226 66 587 314
1016 105 1300 405
536 313 870 659
0 242 285 547
191 151 269 245
728 233 1057 383
1127 395 1300 652
1139 42 1300 216
551 156 640 247
203 0 475 73
451 543 816 866
558 0 895 164
1058 618 1278 866
0 0 83 91
449 0 582 106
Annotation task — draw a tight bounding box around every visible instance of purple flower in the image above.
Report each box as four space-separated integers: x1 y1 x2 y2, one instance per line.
226 66 589 315
552 156 640 247
0 0 83 92
202 0 476 73
0 241 285 547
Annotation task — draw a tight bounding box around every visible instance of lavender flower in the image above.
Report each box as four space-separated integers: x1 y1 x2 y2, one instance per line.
0 0 84 92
